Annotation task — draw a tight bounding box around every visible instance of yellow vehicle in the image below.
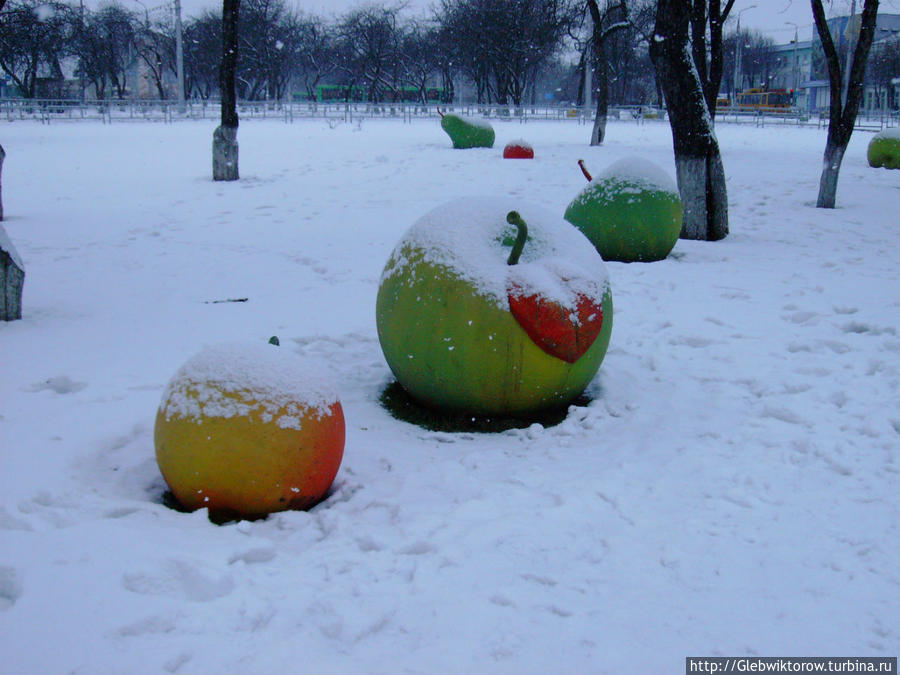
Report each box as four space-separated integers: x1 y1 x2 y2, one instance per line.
736 88 793 113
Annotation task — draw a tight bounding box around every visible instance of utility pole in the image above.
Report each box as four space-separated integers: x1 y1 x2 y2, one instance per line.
786 21 799 102
174 0 185 109
79 0 85 100
583 40 592 122
734 5 756 96
841 0 857 106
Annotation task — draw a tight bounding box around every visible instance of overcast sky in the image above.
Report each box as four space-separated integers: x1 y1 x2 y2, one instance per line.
166 0 900 44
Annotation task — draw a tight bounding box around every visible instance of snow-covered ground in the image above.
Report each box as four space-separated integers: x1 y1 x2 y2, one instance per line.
1 116 897 673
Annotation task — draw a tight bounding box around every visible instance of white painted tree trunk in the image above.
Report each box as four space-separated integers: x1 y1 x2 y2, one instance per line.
0 143 5 221
590 113 607 146
674 150 729 241
212 125 239 182
0 223 24 321
816 140 846 209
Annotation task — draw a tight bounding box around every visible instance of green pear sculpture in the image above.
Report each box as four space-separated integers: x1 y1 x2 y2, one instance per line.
564 157 683 263
439 109 495 149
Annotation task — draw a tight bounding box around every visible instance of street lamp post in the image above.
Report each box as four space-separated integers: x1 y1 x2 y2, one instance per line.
786 21 799 103
841 0 857 105
734 5 757 96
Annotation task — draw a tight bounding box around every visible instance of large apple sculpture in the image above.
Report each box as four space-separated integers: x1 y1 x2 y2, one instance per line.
564 157 683 263
867 129 900 169
154 341 345 520
376 198 613 418
439 109 495 149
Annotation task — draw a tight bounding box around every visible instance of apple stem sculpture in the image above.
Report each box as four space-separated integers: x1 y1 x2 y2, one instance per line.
505 211 529 266
577 159 593 182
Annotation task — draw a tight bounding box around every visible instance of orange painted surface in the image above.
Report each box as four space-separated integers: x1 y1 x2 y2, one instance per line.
155 394 345 518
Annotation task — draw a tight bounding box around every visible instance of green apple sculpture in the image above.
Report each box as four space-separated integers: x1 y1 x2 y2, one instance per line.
376 198 613 418
867 129 900 169
564 157 683 263
438 109 495 149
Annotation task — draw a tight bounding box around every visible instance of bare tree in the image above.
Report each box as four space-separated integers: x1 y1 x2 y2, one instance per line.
184 11 221 99
584 0 629 145
134 16 177 99
436 0 573 105
397 21 444 104
238 0 300 100
76 3 137 99
293 13 335 101
0 0 74 98
334 4 401 103
811 0 879 208
650 0 729 241
691 0 736 119
213 0 239 181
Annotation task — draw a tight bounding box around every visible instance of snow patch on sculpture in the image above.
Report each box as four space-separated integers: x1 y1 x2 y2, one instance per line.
382 197 609 312
159 342 339 428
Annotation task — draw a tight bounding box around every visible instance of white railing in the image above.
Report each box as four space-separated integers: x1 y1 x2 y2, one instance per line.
2 98 895 129
0 98 670 125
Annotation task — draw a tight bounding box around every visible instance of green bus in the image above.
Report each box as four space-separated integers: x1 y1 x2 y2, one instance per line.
315 84 444 104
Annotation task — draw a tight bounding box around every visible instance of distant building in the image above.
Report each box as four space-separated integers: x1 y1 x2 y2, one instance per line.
798 12 900 114
769 39 813 110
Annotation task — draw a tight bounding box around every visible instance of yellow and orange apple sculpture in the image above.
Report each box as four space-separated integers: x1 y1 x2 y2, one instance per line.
154 342 344 519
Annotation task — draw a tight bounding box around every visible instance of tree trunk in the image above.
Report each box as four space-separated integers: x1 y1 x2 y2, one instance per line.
811 0 879 209
591 57 609 146
816 138 846 209
650 0 729 241
675 149 729 240
586 0 627 147
0 223 24 321
213 125 239 181
213 0 240 182
0 143 4 222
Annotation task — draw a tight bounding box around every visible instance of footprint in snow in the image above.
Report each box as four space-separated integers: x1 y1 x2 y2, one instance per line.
0 566 23 610
122 560 234 603
24 375 87 394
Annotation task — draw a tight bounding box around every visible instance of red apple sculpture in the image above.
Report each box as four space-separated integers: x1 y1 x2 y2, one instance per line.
376 198 613 418
503 140 535 159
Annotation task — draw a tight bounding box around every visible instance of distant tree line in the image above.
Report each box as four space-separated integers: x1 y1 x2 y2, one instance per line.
0 0 661 106
2 0 891 106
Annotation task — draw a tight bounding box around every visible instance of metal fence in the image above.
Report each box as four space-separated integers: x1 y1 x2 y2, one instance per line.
1 97 896 130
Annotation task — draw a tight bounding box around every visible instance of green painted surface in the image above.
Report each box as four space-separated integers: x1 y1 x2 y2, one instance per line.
564 178 683 263
376 247 613 417
440 114 495 149
867 134 900 169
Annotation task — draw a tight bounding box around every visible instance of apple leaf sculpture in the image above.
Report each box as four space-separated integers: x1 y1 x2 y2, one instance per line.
439 109 495 149
376 198 613 418
867 129 900 169
505 212 603 363
154 342 345 520
564 157 683 263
